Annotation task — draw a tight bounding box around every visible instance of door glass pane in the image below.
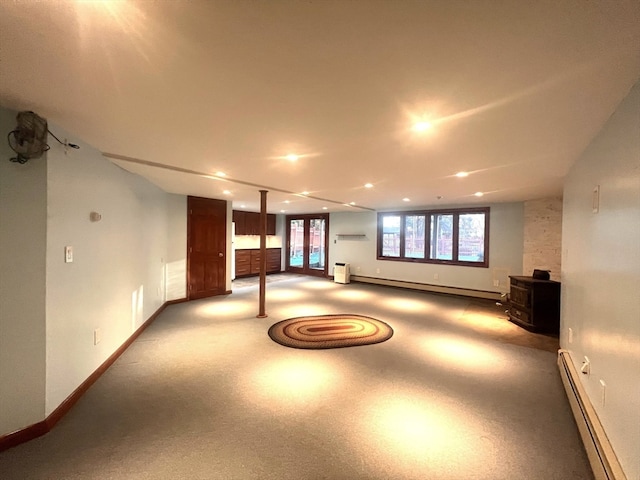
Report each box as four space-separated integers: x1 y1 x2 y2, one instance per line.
405 215 425 258
458 213 485 262
289 219 304 268
430 214 453 260
381 215 401 257
309 218 326 270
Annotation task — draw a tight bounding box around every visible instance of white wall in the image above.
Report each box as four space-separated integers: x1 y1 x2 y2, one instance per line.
328 202 524 293
44 123 180 414
0 106 188 437
166 194 187 301
0 107 47 434
561 81 640 479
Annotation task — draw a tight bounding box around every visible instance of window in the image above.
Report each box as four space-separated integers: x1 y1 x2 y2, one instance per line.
377 207 489 267
381 215 401 257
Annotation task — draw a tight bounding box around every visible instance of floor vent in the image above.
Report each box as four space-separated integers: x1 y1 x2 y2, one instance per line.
557 350 627 480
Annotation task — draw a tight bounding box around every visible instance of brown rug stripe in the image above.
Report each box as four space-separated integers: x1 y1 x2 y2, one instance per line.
268 314 393 349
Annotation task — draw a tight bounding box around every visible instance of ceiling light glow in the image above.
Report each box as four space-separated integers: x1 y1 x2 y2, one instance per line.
215 171 226 177
364 183 374 188
223 190 231 195
456 172 469 178
412 121 433 132
286 154 299 162
403 198 410 202
474 192 484 197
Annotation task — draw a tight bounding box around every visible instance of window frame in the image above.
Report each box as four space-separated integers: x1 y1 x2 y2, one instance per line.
377 207 490 268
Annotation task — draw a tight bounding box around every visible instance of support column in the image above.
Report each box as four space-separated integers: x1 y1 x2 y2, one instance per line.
257 190 268 318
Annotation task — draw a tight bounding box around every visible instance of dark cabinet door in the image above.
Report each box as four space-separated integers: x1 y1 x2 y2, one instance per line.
235 250 251 277
267 214 276 235
233 210 247 235
233 211 276 236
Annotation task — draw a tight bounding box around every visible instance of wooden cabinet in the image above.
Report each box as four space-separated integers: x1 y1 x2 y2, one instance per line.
232 210 247 235
235 249 251 277
266 214 276 235
266 248 281 272
233 210 276 235
235 248 281 277
250 250 262 274
508 276 561 333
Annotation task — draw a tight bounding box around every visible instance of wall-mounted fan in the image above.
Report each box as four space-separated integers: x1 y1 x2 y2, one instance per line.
7 111 50 164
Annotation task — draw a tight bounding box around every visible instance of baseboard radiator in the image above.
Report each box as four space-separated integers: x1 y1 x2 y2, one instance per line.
557 350 627 480
350 275 501 301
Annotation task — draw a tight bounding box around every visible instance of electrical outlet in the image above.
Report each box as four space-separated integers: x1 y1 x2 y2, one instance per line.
94 328 101 346
356 266 361 272
376 268 380 274
493 279 500 287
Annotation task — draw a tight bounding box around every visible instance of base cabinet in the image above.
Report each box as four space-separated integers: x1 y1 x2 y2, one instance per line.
235 248 281 277
508 276 561 333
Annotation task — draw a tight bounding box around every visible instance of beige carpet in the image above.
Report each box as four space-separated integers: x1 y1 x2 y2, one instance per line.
0 275 589 480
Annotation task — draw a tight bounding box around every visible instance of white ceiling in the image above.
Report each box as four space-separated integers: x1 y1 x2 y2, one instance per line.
1 1 639 214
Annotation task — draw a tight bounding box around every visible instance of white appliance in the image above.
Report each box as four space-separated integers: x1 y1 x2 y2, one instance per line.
334 263 350 284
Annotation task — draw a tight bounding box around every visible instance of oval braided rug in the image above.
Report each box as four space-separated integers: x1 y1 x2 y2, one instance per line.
268 314 393 349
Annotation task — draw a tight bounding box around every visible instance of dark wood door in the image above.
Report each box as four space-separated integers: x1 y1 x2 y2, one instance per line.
285 214 329 277
187 196 227 299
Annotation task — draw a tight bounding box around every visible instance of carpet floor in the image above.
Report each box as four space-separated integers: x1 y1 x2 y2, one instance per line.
0 275 591 480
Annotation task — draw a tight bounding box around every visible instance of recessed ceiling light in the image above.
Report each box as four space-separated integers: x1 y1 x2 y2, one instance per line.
364 183 373 188
456 171 469 178
240 204 246 208
349 201 356 205
403 198 410 202
284 200 290 204
223 190 231 195
280 209 286 213
286 154 299 162
302 191 309 196
215 171 226 177
474 192 484 197
412 121 432 132
322 207 328 210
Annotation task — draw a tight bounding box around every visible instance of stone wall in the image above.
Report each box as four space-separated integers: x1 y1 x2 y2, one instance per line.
523 197 563 281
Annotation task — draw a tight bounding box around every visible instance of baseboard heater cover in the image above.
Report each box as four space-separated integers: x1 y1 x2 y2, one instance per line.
350 275 502 301
557 349 627 480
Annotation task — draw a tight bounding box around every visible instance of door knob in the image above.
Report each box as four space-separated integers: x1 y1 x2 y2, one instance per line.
219 252 224 257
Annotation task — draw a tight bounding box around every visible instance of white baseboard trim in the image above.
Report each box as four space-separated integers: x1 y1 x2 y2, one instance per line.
350 275 501 301
557 350 627 480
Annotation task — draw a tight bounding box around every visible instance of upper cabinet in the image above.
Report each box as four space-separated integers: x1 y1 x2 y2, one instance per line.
233 210 276 235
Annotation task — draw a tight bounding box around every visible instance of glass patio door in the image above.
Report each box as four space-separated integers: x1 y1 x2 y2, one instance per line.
286 214 329 277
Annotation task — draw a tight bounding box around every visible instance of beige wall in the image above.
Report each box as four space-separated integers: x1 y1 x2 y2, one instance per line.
523 197 563 281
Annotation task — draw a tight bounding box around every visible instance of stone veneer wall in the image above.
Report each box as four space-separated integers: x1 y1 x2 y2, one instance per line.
523 197 563 281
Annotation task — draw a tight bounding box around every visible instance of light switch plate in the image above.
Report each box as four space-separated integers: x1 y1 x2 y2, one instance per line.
65 246 73 263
